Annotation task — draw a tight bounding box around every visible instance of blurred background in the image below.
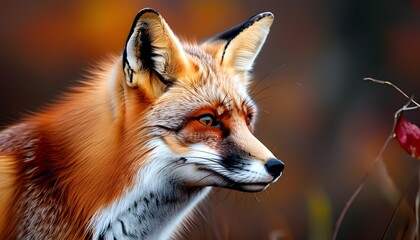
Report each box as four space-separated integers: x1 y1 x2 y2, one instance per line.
0 0 419 239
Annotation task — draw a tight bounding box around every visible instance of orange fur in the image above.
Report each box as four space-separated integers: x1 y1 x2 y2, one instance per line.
0 155 19 238
0 58 154 238
0 9 279 239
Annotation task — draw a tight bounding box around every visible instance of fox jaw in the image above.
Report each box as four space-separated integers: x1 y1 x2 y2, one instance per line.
96 8 284 239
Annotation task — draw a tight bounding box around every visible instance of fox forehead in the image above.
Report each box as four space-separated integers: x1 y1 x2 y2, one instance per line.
148 45 256 127
184 45 253 111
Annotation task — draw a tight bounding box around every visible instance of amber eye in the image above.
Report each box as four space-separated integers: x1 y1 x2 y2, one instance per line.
197 114 215 126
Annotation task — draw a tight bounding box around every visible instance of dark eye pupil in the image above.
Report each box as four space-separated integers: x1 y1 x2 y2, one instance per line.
199 116 213 126
247 114 253 124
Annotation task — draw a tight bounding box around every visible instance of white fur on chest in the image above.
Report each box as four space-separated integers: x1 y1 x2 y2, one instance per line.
93 186 209 240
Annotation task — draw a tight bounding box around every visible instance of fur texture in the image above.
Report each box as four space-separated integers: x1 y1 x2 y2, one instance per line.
0 8 283 239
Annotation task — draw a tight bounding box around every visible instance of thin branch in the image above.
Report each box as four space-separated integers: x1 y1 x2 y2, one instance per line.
364 77 420 107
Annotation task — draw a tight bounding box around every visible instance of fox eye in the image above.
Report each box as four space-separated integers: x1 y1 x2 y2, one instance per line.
247 114 253 125
197 114 215 126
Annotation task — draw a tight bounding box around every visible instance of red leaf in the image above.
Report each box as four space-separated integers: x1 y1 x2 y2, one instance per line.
395 114 420 159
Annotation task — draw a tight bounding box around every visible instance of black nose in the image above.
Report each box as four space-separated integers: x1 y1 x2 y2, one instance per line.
264 158 284 177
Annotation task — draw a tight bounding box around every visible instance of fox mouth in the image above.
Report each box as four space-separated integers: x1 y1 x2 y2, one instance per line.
197 167 272 192
228 182 270 192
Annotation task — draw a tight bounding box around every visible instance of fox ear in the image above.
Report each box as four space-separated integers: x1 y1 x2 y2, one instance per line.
123 9 194 95
203 12 273 75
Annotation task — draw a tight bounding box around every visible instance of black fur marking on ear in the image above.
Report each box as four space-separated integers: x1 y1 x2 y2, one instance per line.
155 71 174 88
137 22 160 72
123 60 134 83
123 8 160 74
206 12 273 64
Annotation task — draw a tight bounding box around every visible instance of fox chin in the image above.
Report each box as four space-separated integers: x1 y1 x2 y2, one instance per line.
0 8 284 239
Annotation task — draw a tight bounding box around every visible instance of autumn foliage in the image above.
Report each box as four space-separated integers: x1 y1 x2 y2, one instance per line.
395 114 420 159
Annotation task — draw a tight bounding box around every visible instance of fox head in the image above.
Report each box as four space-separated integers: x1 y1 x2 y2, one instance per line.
121 8 284 192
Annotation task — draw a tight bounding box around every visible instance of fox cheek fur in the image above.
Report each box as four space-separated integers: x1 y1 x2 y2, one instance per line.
0 8 284 239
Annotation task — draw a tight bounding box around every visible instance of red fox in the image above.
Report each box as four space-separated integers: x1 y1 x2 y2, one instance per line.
0 8 284 239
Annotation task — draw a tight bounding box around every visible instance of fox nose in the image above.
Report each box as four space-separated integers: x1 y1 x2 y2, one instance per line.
264 158 284 177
